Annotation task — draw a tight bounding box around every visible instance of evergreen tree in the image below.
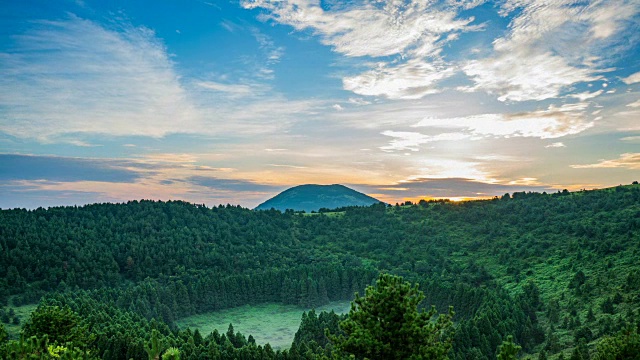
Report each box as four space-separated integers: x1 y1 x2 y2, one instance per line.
497 335 521 360
162 347 180 360
594 326 640 360
22 305 90 347
331 273 454 360
144 329 165 360
0 323 7 344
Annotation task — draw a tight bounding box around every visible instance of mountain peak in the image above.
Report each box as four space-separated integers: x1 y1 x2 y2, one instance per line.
255 184 383 212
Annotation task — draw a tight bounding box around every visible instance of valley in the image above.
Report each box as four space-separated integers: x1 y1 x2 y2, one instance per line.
0 184 639 359
176 301 351 350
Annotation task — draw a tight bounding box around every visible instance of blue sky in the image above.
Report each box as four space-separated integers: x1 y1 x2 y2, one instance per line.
1 0 640 208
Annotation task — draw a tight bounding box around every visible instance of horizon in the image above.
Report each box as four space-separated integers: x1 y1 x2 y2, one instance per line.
2 182 636 211
2 1 639 209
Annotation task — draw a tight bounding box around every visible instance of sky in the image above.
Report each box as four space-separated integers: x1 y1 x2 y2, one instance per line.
1 0 640 209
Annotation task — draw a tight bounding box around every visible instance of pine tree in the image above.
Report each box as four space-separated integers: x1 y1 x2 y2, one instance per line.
0 323 7 344
330 273 454 360
144 329 164 360
162 347 180 360
497 335 521 360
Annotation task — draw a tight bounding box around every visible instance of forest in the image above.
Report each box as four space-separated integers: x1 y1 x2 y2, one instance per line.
0 184 639 359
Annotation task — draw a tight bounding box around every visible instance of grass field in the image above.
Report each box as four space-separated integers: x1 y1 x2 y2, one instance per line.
176 301 352 350
2 303 38 339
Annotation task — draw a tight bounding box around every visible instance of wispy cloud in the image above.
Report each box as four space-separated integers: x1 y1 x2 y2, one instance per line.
569 90 604 101
627 99 640 108
463 0 639 101
194 81 257 97
545 142 566 148
0 152 286 208
571 153 640 170
343 59 455 99
622 71 640 84
0 15 200 140
188 175 282 192
0 154 143 182
249 27 285 80
411 103 592 140
242 1 472 57
242 0 475 99
358 177 553 201
380 131 468 152
463 51 598 102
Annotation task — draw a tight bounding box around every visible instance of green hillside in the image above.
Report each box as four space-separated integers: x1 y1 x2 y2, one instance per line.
255 184 383 212
0 184 639 359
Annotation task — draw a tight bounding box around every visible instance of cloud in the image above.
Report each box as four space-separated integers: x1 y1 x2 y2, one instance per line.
569 90 604 101
348 97 372 106
358 177 553 200
242 0 474 99
242 1 472 58
195 81 256 97
0 15 200 140
0 154 142 182
0 152 286 209
623 71 640 84
188 175 282 192
463 51 598 102
627 99 640 108
545 142 566 148
447 0 487 10
343 59 455 99
269 164 307 169
0 182 106 209
250 27 285 80
571 153 640 170
463 1 639 102
404 158 492 181
380 131 468 152
412 103 592 140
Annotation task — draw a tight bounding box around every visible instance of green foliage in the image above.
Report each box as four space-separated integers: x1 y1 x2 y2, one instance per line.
22 305 91 347
0 323 7 343
0 334 95 359
538 350 547 360
161 347 180 360
594 327 640 360
570 340 590 360
496 335 521 360
331 273 454 360
144 329 165 360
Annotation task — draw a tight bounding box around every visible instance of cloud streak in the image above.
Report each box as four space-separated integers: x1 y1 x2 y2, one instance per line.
358 177 553 201
242 0 475 99
0 15 200 140
462 0 639 101
571 153 640 170
0 154 143 182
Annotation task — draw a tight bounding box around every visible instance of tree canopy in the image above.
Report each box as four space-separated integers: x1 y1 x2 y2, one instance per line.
332 273 454 360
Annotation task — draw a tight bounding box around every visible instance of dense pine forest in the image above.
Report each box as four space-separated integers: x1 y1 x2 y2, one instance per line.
1 184 639 359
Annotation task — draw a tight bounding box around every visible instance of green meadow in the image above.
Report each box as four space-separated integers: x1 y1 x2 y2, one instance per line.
176 301 352 350
2 303 38 338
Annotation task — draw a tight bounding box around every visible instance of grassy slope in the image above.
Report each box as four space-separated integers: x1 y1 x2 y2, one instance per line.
442 185 640 358
176 300 351 350
2 304 37 339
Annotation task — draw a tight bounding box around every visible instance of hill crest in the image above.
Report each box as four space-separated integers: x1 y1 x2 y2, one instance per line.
255 184 383 212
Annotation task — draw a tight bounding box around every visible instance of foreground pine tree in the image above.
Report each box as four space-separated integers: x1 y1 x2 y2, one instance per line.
331 273 454 360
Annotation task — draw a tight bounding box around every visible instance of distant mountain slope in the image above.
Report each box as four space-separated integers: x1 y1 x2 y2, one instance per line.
255 184 383 212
